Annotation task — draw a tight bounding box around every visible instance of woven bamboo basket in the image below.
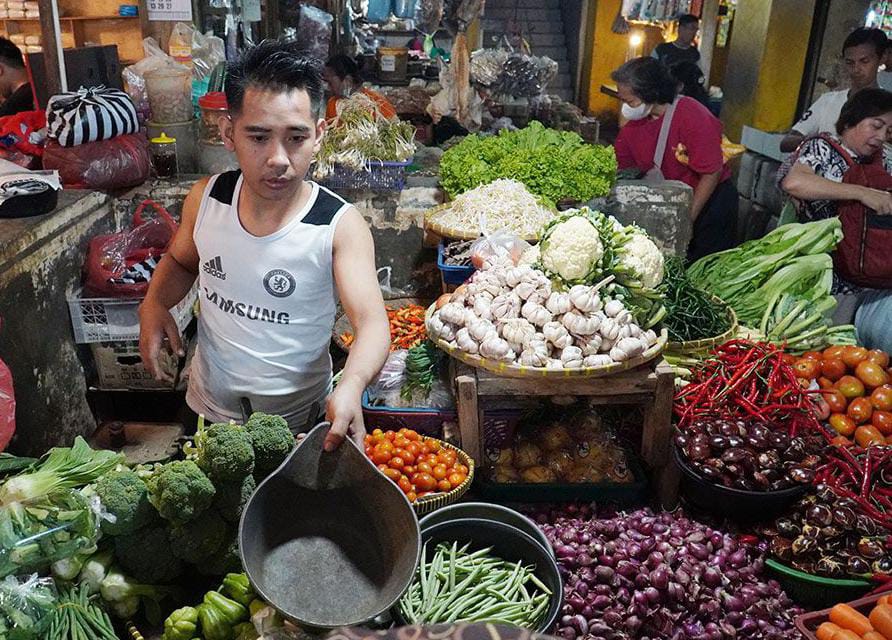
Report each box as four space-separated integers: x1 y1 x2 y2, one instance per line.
423 202 552 242
426 304 667 379
664 296 737 358
333 296 430 352
409 438 475 516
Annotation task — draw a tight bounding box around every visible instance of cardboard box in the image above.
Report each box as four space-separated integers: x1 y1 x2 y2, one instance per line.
90 339 183 391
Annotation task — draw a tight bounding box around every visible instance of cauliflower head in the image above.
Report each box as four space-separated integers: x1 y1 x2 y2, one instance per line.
621 232 665 289
540 213 604 283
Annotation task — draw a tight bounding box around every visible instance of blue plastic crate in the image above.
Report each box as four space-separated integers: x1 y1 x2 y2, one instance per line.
319 160 410 191
437 241 475 285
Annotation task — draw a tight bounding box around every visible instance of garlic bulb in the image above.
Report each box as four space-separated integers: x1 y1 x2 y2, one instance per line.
514 280 542 301
473 296 494 321
543 321 573 349
609 337 647 362
568 285 602 313
546 358 564 370
437 321 456 342
618 324 632 339
475 272 503 297
599 317 620 341
644 329 658 346
439 302 467 326
545 292 572 315
561 346 584 369
526 337 550 357
520 346 549 367
504 265 534 288
604 299 626 318
492 293 521 320
521 300 552 327
468 317 496 342
480 335 515 361
500 318 537 347
576 334 603 356
627 323 642 338
455 327 479 354
600 336 616 352
583 354 613 367
428 313 447 340
562 310 601 336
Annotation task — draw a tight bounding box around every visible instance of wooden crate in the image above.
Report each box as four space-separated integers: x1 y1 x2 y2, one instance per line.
450 358 680 508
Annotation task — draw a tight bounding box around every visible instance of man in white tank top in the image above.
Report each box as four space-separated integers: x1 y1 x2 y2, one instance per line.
138 41 390 451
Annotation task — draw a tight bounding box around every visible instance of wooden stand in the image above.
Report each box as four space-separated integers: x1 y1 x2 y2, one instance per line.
450 358 680 508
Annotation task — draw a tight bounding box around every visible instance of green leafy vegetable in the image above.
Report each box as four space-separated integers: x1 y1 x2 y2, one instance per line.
660 256 732 342
439 121 617 205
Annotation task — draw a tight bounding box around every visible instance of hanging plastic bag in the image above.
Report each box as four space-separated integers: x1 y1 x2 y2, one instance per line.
469 229 530 269
168 22 194 67
0 326 14 453
122 38 179 122
82 199 178 298
296 5 334 61
0 573 57 637
367 350 408 403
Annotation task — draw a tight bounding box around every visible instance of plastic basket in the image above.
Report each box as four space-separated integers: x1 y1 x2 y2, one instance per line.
362 389 454 437
437 240 475 285
318 160 411 191
765 559 872 608
68 286 197 344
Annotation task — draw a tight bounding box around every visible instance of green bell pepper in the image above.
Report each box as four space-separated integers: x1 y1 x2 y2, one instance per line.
161 606 199 640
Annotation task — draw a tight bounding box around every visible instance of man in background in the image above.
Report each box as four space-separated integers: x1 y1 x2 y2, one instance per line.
652 14 701 69
781 28 887 153
0 38 32 117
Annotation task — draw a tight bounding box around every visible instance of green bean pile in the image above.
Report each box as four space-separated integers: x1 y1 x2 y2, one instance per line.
46 585 118 640
398 542 552 628
660 255 732 342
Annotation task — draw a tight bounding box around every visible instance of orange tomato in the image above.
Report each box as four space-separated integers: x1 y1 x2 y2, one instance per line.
385 431 396 441
371 428 383 437
794 359 821 379
824 389 849 414
406 491 417 502
856 361 890 389
405 441 422 458
821 358 848 382
382 467 402 481
431 464 448 480
413 472 437 492
403 465 415 476
417 461 433 474
871 385 892 411
454 463 470 476
829 604 873 636
393 436 410 450
447 472 466 486
838 375 866 400
823 345 847 360
869 604 892 639
388 456 405 470
437 479 452 492
440 450 458 466
802 351 823 361
818 377 835 390
405 430 422 442
782 353 798 365
425 438 441 452
872 410 892 436
394 448 415 465
830 435 852 447
397 476 412 493
370 448 392 466
855 424 886 448
847 397 874 424
829 413 857 437
879 595 892 606
867 349 891 368
842 346 870 369
815 622 842 640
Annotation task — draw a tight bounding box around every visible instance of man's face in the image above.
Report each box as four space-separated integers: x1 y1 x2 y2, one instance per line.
677 21 699 46
222 86 324 203
844 43 882 91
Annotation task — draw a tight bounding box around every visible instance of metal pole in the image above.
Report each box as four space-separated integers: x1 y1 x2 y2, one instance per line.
37 0 67 94
699 0 720 86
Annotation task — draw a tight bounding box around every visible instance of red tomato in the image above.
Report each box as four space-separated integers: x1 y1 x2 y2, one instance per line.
403 465 415 476
454 463 470 476
782 353 798 366
382 467 402 482
829 413 857 437
447 472 466 486
847 397 874 424
867 349 891 368
802 351 823 361
405 442 422 458
855 424 886 447
406 491 417 502
397 476 412 493
431 464 448 480
855 360 889 389
385 431 396 441
437 479 452 492
820 358 847 382
842 346 869 369
837 375 866 400
393 436 410 450
394 448 415 465
388 456 406 470
794 359 821 380
823 389 848 414
413 472 437 492
405 430 422 442
416 461 433 474
817 377 835 390
872 410 892 436
425 439 441 453
370 448 392 466
823 345 847 360
871 385 892 411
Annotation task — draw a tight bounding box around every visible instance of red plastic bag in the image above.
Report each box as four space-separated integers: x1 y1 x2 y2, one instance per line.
0 110 46 157
42 133 149 191
0 321 15 452
83 199 177 298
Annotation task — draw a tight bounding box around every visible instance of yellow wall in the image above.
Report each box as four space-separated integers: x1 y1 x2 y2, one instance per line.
720 0 815 140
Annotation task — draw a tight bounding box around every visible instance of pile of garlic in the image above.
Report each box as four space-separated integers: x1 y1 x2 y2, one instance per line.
428 261 659 370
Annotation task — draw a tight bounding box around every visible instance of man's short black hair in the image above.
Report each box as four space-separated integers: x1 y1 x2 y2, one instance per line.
677 14 700 27
836 88 892 134
843 27 888 57
0 37 24 70
224 39 324 117
611 57 678 105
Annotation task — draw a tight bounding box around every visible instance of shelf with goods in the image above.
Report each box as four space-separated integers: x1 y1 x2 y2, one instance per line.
0 0 143 62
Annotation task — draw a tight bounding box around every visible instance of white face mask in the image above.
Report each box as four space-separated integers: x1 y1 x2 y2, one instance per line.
622 102 653 121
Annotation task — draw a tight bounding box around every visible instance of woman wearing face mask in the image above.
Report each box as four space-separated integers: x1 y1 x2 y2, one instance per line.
612 57 737 261
323 55 397 121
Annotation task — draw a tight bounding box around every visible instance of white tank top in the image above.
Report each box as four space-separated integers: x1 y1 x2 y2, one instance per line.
187 170 350 431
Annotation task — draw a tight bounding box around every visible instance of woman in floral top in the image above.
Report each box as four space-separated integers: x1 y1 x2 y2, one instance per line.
779 88 892 303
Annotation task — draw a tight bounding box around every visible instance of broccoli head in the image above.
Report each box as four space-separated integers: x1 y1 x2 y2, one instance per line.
95 469 158 536
146 460 215 524
198 529 243 577
213 474 256 524
197 422 255 483
115 525 183 583
170 510 228 564
245 412 294 476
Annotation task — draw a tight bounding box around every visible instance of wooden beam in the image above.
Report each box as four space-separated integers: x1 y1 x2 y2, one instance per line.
699 0 720 86
36 0 65 94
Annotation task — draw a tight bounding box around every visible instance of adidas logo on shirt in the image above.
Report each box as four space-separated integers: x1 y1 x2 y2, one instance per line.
203 256 226 280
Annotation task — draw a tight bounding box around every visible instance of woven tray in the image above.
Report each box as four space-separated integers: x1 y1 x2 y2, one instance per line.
412 438 475 516
665 296 737 357
426 304 667 379
333 296 430 352
424 202 550 242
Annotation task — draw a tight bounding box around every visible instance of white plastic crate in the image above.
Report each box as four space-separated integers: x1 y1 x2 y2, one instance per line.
68 286 197 344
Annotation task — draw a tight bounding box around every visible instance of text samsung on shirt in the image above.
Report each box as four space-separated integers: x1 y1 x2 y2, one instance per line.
201 256 291 325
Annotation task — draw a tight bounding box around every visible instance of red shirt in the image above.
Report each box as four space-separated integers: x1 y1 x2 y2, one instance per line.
614 96 731 189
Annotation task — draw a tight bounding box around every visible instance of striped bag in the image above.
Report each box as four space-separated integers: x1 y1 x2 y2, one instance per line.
46 86 139 147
